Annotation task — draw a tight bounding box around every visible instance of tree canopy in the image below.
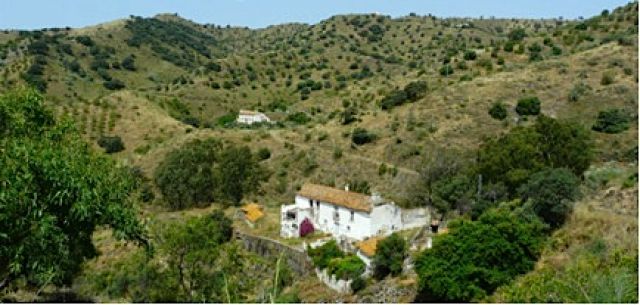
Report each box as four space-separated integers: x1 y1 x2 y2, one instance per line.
477 115 592 194
415 207 546 302
519 168 581 228
154 139 268 209
0 89 146 290
214 145 269 206
154 138 221 210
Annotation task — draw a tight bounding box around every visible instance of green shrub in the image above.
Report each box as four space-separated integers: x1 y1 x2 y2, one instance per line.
139 183 155 203
381 90 408 110
327 255 366 280
378 163 387 176
508 28 527 41
515 96 541 115
275 290 301 303
415 208 546 302
488 102 508 120
380 80 427 110
97 135 125 153
351 128 376 145
439 64 454 76
348 180 370 195
121 55 136 71
341 107 358 125
308 240 344 270
181 116 200 128
459 74 473 81
403 80 428 101
477 58 493 70
216 112 237 127
519 168 580 228
567 83 589 102
333 147 343 159
103 79 125 90
257 147 271 160
601 72 615 85
463 50 477 60
350 276 366 293
286 112 311 124
75 35 95 47
503 41 515 52
592 108 631 134
373 233 408 279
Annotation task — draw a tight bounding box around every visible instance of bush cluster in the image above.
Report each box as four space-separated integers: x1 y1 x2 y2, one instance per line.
515 96 541 115
97 135 125 154
488 102 508 120
592 108 631 134
351 128 376 145
380 80 427 110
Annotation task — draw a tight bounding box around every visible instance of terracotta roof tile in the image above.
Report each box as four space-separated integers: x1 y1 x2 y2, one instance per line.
241 203 264 223
297 183 372 212
356 236 381 257
239 109 261 116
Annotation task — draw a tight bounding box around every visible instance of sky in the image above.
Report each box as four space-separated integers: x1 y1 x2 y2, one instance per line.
0 0 632 30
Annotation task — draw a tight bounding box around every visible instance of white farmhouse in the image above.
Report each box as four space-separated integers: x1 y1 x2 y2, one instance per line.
281 183 403 241
236 110 271 125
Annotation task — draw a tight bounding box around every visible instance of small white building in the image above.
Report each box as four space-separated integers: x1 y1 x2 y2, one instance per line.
280 183 403 241
236 110 271 125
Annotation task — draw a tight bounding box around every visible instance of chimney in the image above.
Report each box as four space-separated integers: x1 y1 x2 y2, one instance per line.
371 192 383 205
344 184 349 192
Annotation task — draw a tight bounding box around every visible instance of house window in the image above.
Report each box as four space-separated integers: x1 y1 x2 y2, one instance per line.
316 201 320 209
350 211 354 221
286 211 296 220
309 199 313 208
347 226 351 231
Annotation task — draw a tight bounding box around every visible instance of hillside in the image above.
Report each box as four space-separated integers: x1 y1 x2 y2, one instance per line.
0 1 637 302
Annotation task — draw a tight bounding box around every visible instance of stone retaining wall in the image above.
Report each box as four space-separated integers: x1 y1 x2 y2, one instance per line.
234 231 313 275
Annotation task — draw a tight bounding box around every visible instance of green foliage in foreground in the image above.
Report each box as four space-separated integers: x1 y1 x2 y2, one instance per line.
0 89 146 289
415 207 547 302
492 246 638 303
77 212 259 303
373 233 408 279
